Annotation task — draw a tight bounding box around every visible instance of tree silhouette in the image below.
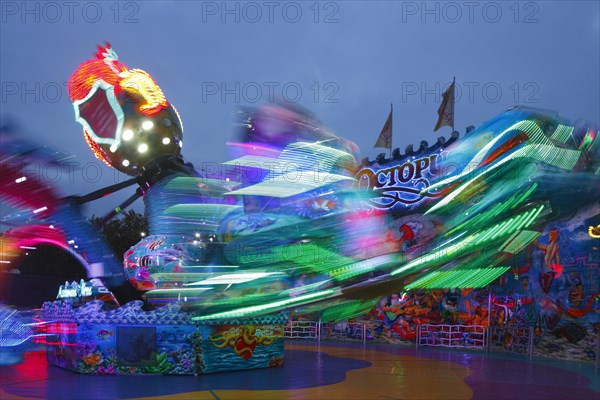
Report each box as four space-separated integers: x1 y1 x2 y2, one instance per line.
91 210 148 259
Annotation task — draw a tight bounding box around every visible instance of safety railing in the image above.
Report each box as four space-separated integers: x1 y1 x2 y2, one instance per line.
417 324 487 349
488 326 534 361
320 321 368 343
286 320 599 369
284 320 320 340
596 332 599 371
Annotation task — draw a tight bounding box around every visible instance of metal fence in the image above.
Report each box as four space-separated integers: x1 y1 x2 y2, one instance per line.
417 324 487 349
284 320 320 340
596 332 599 371
487 326 534 360
285 320 599 368
320 322 368 343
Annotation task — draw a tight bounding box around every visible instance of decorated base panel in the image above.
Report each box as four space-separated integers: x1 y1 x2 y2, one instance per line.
41 300 286 375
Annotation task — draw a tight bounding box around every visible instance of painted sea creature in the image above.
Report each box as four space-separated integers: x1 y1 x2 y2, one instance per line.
96 329 113 341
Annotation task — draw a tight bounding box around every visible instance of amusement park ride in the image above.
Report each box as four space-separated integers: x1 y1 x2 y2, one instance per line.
1 44 598 374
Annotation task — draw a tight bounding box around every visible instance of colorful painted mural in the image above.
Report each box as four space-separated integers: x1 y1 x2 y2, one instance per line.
202 323 285 373
41 300 286 374
360 211 600 362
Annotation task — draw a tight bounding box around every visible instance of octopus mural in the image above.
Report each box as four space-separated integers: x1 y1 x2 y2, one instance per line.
209 325 284 360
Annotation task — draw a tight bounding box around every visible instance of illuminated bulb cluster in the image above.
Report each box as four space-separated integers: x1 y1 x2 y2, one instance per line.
81 103 183 176
69 44 184 176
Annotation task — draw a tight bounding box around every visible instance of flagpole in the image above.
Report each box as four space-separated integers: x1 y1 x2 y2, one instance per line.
390 102 393 159
451 77 455 132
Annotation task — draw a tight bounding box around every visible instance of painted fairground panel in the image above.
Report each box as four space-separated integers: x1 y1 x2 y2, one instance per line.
76 323 118 374
45 321 79 371
363 213 600 362
41 300 288 374
45 322 200 375
42 300 201 374
199 323 285 374
75 324 198 375
155 325 197 374
45 322 120 374
117 326 157 369
499 214 600 362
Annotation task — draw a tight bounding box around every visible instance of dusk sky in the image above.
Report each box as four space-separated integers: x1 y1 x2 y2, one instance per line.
1 1 599 219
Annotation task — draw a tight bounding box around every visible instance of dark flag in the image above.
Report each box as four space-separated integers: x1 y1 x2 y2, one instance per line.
374 104 393 150
434 78 455 132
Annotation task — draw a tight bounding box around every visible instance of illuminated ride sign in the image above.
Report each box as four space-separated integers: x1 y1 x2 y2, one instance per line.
356 152 446 210
57 279 109 300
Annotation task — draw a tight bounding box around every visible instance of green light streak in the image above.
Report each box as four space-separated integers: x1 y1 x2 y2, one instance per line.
426 117 580 216
513 208 532 231
192 289 338 321
500 230 540 255
329 253 404 281
550 124 574 143
426 120 542 195
579 131 595 150
446 183 537 237
490 216 518 241
392 205 545 278
317 299 378 322
238 242 355 275
405 267 510 290
523 205 544 228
